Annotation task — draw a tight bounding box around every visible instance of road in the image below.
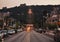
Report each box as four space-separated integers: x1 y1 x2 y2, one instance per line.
4 30 54 42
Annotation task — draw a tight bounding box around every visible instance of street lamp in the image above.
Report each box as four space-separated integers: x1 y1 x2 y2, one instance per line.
2 11 10 29
42 16 46 29
2 13 5 29
46 13 49 30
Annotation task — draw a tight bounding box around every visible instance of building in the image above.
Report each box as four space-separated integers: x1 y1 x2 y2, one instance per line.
0 10 10 29
46 7 60 26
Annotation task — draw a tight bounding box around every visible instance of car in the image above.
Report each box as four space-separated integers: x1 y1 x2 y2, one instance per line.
54 30 60 42
0 31 3 38
2 30 8 38
17 29 23 32
8 29 15 35
35 29 43 33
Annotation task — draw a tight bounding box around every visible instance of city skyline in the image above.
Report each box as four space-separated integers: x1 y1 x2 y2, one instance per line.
0 0 60 9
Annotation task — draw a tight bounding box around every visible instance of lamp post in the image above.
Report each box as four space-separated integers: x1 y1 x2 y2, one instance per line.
2 12 10 29
44 13 48 30
46 13 49 30
2 13 5 29
42 16 45 28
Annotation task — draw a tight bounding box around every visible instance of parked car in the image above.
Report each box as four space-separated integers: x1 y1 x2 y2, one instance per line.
17 29 22 32
2 30 8 38
8 29 15 35
54 30 60 42
0 31 3 38
35 29 43 33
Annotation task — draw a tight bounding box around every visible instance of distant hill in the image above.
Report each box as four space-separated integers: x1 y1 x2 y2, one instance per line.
0 5 60 24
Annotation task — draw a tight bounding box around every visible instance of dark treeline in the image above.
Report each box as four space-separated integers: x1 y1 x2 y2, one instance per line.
0 4 60 28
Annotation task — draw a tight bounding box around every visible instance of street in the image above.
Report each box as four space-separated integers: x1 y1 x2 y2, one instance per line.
4 30 54 42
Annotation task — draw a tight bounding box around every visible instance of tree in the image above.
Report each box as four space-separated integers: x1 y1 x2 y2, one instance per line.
43 10 47 17
48 24 57 30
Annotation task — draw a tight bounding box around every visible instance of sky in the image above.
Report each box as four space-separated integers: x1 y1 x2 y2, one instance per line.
0 0 60 9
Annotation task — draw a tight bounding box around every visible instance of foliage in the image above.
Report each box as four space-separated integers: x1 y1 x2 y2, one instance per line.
47 24 57 30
